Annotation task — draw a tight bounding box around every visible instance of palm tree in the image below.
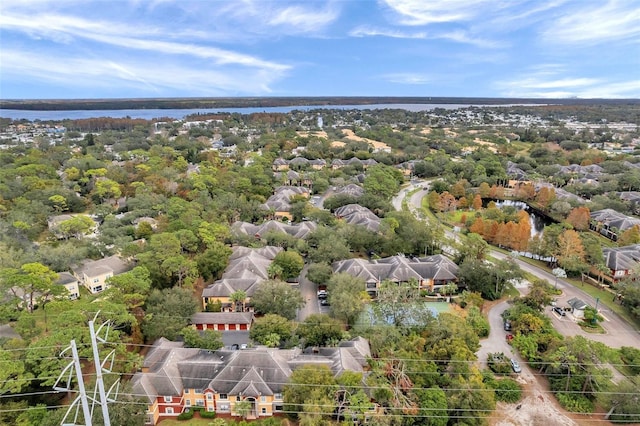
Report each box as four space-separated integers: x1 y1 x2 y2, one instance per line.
230 290 247 312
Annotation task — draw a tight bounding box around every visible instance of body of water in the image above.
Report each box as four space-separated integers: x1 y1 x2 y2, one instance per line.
0 103 539 121
490 199 553 237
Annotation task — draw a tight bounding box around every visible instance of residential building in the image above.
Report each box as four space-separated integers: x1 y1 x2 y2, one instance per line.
590 209 640 241
132 337 371 425
333 254 459 298
73 255 132 294
56 272 80 299
201 246 282 311
191 312 254 332
602 244 640 281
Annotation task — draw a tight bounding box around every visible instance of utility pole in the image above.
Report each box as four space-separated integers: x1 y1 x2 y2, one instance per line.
55 312 118 426
88 316 112 426
53 340 92 426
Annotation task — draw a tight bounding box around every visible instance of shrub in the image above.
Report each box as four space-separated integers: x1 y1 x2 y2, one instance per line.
492 378 522 403
177 409 195 420
488 352 512 375
200 410 217 419
556 393 594 413
620 346 640 375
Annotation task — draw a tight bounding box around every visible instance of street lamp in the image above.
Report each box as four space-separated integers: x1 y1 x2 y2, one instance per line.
552 267 567 289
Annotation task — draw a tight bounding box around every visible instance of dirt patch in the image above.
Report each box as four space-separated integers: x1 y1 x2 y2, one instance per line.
296 130 328 139
341 129 390 151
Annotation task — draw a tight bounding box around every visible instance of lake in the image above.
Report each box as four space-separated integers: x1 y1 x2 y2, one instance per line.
491 199 553 237
1 103 539 121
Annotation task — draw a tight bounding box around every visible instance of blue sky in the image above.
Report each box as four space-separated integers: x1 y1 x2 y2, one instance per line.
1 0 639 99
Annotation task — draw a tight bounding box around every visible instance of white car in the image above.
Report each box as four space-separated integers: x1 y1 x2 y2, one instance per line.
510 358 521 373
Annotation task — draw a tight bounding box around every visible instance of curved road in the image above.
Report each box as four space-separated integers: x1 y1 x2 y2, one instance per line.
397 181 640 349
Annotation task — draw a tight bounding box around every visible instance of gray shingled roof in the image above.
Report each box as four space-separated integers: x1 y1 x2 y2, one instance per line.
333 255 458 284
191 312 254 325
132 338 370 402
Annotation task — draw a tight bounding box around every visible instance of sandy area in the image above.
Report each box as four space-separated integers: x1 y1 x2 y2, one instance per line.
296 130 328 138
341 129 390 151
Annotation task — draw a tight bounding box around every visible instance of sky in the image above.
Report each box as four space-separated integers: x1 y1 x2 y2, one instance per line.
1 0 639 100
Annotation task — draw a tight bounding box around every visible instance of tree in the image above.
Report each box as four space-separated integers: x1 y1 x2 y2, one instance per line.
230 290 247 312
142 287 198 341
196 241 232 281
93 178 122 201
0 262 62 313
297 313 343 347
234 399 252 419
271 250 304 281
48 194 68 212
249 314 294 347
306 262 333 285
284 364 338 419
521 279 554 310
251 279 305 320
565 206 590 231
105 266 152 311
374 280 421 327
363 165 403 200
327 273 369 328
180 326 223 350
57 215 95 239
556 229 587 275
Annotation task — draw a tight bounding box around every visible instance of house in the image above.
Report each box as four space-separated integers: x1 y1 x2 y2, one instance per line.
333 254 459 298
56 272 80 299
261 186 310 220
590 209 640 241
334 183 365 198
566 297 589 319
231 220 317 240
73 255 133 294
201 246 282 311
602 244 640 281
334 204 381 232
132 337 371 425
191 312 254 332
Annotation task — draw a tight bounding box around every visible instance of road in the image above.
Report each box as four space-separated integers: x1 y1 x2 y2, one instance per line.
491 251 640 349
296 264 320 322
396 181 640 349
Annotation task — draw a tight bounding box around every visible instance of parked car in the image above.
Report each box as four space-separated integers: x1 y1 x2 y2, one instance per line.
552 306 566 316
318 290 328 299
505 334 514 344
320 299 330 306
503 320 512 331
510 358 521 373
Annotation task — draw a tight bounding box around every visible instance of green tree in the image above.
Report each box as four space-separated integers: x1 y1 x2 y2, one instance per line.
249 314 294 347
271 250 304 281
0 262 62 313
142 288 198 341
363 164 403 200
250 279 305 320
180 326 223 350
297 313 344 347
328 273 369 328
196 241 232 281
57 215 95 240
284 364 338 420
105 266 152 311
306 262 333 285
230 290 247 312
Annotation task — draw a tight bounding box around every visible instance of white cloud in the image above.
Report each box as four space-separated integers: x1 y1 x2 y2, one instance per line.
267 4 339 33
0 48 285 96
381 0 493 26
496 69 640 98
349 26 427 39
543 1 640 44
382 73 432 85
0 12 290 72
